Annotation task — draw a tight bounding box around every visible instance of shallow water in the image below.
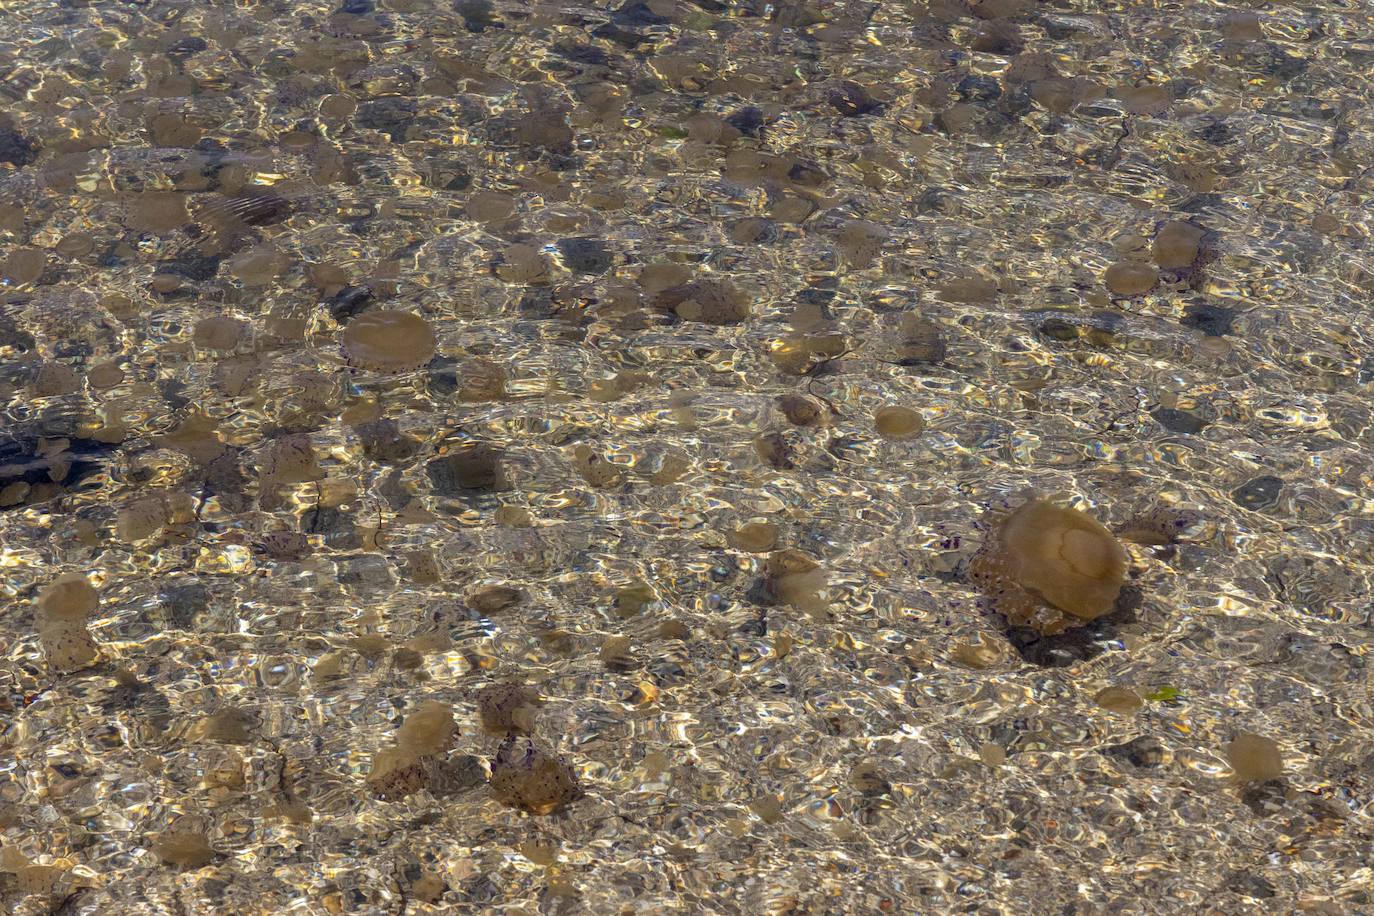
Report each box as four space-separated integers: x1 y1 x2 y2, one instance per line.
1 0 1373 912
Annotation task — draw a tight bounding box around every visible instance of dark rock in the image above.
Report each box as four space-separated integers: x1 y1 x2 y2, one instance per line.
916 187 959 214
0 129 40 168
425 355 460 396
1181 302 1235 336
612 1 669 27
557 237 612 275
455 0 500 31
1233 42 1307 81
1240 778 1287 816
327 285 375 322
0 436 117 511
1038 315 1080 342
221 191 294 227
355 418 419 463
553 43 612 67
159 582 209 629
725 106 766 137
337 554 394 591
1226 872 1277 900
1195 118 1237 145
426 444 503 495
166 37 208 60
204 448 251 513
1232 475 1282 511
422 159 471 191
0 314 35 353
339 0 373 13
1003 585 1142 667
1102 736 1169 769
829 82 883 117
956 74 1002 103
1152 408 1208 434
591 23 653 48
972 22 1022 54
357 98 417 143
156 255 223 282
301 505 361 550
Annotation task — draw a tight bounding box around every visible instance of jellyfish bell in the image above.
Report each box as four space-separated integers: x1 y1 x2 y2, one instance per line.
970 498 1129 634
341 310 437 373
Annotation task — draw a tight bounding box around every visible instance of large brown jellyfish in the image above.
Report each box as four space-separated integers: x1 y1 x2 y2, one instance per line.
488 735 581 815
367 701 458 800
969 499 1129 635
341 310 437 372
36 573 101 673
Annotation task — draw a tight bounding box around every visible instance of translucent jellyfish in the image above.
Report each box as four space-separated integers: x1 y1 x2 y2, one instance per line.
341 310 437 372
36 573 100 673
477 682 541 736
969 499 1128 635
367 701 459 800
488 735 581 815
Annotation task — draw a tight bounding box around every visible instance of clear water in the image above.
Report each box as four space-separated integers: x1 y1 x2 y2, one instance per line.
1 0 1372 912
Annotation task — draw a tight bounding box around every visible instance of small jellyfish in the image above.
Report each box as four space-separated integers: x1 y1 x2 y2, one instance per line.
260 434 323 486
367 701 458 800
195 706 255 744
937 275 998 305
588 371 651 403
969 499 1129 635
259 530 310 561
600 634 636 671
116 492 192 543
613 581 655 619
1226 732 1283 782
341 310 437 372
753 432 795 469
1116 505 1203 546
455 357 508 403
836 219 887 268
653 278 750 325
193 316 246 351
1095 686 1144 714
1153 220 1206 270
0 846 66 897
488 734 582 815
729 521 779 553
1103 260 1158 297
765 549 829 617
151 825 216 869
406 549 442 585
395 701 457 756
571 444 624 488
892 314 948 366
873 406 925 440
427 443 504 494
777 394 827 428
477 682 541 735
467 583 523 614
36 573 100 673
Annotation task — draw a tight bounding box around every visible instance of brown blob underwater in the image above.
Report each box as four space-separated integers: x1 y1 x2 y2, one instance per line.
489 735 581 815
969 499 1129 635
341 310 437 372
